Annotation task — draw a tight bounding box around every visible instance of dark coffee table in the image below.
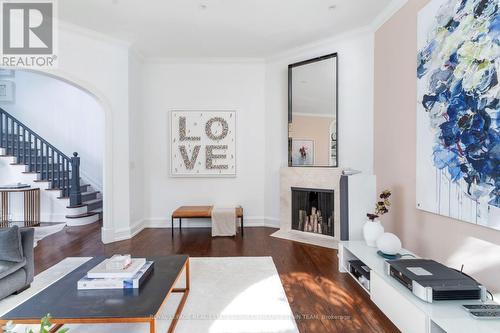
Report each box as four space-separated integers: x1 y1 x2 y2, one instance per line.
0 256 190 333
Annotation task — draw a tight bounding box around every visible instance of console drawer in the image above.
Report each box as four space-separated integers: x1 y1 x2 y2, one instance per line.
371 271 427 333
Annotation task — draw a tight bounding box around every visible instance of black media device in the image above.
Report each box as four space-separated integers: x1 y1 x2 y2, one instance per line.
463 304 500 312
469 311 500 320
384 259 486 303
348 259 370 291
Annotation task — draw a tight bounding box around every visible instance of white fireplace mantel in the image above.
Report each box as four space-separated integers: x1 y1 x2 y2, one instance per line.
272 167 343 248
272 167 376 249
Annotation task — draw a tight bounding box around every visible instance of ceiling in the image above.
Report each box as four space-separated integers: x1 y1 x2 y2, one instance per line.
59 0 394 58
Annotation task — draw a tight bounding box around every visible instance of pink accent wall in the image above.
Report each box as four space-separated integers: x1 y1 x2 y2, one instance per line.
292 115 334 166
375 0 500 293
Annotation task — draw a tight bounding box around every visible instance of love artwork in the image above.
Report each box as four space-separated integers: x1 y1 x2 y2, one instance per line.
171 111 236 177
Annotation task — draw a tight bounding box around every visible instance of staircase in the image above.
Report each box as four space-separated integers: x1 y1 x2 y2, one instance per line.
0 108 102 225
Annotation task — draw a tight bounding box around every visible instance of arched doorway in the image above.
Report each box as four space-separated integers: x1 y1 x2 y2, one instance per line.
0 68 113 237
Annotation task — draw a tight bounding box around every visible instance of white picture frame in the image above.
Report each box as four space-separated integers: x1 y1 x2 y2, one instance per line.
0 80 15 103
291 139 314 166
170 110 236 178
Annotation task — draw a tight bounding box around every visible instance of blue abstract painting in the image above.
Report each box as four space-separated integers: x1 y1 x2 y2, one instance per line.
416 0 500 229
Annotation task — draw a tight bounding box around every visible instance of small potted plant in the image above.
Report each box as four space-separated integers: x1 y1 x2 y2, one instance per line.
3 315 68 333
363 190 391 247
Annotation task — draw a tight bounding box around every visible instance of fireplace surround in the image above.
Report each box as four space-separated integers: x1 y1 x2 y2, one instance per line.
273 167 375 249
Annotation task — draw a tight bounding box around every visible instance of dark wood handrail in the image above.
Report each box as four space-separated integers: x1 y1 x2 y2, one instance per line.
0 107 82 206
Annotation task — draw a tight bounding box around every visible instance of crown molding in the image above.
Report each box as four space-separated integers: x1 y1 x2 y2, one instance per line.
59 20 132 49
370 0 409 32
129 46 146 64
266 26 373 63
265 0 407 62
144 57 266 65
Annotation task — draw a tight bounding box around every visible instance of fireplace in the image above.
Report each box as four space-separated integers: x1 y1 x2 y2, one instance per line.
291 187 334 237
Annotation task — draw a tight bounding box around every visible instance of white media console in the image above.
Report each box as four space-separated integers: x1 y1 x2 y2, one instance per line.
339 241 500 333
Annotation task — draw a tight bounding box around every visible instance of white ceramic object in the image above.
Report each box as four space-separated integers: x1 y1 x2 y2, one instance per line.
376 233 402 255
362 219 384 247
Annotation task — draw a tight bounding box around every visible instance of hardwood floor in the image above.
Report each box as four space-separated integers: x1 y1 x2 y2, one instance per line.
34 223 399 333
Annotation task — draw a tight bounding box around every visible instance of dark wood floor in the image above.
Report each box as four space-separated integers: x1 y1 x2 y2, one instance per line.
34 223 399 333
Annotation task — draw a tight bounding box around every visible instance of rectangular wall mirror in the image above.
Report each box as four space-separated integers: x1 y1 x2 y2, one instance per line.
288 53 338 167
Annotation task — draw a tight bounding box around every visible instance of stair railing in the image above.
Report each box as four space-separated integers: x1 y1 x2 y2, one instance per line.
0 108 82 207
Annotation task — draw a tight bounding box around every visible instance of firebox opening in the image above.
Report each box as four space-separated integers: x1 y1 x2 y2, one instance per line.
291 187 334 237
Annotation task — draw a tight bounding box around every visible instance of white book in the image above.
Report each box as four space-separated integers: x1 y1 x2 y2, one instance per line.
106 254 132 270
78 261 154 290
87 258 146 279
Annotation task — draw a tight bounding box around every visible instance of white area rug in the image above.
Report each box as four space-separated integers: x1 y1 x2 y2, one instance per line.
33 224 66 247
9 222 66 247
0 257 299 333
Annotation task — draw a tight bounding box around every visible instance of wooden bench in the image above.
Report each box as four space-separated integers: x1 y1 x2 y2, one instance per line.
171 206 244 237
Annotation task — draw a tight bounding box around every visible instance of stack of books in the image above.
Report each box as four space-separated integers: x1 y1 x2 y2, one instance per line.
77 255 154 290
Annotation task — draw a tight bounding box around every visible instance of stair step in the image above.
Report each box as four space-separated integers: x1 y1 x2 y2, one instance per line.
46 183 89 192
58 190 98 200
90 208 103 219
87 198 103 211
65 211 100 219
47 185 83 190
82 191 99 201
67 198 102 209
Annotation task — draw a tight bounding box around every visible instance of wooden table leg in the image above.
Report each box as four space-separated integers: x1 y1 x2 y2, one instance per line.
168 260 190 333
24 190 29 226
1 192 9 225
185 258 190 291
150 317 156 333
171 216 174 238
35 188 40 225
241 216 244 236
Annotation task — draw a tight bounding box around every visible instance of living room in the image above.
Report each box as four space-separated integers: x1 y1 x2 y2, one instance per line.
0 0 499 332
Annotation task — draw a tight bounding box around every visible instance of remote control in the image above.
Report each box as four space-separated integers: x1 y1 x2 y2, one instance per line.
463 304 500 312
469 311 500 319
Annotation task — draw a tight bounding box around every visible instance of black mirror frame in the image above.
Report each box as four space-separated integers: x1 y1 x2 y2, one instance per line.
288 53 339 168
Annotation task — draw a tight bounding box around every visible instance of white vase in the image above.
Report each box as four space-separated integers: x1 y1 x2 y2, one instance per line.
363 219 384 247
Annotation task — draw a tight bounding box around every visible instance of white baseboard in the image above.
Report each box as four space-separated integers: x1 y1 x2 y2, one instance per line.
143 216 279 229
102 219 144 243
101 216 281 244
264 217 280 228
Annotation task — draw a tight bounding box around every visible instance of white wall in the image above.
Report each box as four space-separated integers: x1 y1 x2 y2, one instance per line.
128 52 145 232
141 61 267 226
137 31 375 229
2 70 104 190
264 29 375 223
